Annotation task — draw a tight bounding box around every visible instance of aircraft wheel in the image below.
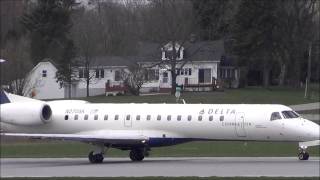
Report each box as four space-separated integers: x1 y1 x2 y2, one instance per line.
298 152 309 160
89 151 104 163
129 149 144 162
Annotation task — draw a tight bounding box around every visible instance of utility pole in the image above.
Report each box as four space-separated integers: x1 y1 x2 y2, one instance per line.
304 43 312 99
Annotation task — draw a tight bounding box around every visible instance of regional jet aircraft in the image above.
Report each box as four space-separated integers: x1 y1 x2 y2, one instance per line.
0 91 319 163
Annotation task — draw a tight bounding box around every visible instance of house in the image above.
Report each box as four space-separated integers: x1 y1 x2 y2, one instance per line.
25 40 233 99
23 61 64 99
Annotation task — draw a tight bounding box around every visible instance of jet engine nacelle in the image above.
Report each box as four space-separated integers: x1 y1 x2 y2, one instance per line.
0 102 52 126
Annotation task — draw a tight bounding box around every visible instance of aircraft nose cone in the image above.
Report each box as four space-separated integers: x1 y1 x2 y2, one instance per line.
306 120 320 140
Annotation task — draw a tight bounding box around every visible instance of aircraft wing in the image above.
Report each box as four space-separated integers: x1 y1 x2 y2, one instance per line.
1 131 149 145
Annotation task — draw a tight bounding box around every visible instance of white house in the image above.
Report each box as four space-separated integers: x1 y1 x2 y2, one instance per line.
24 40 238 99
23 61 64 99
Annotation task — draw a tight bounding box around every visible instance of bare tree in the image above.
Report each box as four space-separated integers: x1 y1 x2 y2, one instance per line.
71 9 100 97
0 36 33 95
141 0 197 94
120 63 146 95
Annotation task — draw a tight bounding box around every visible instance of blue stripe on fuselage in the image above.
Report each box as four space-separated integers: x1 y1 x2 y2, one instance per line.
148 138 193 147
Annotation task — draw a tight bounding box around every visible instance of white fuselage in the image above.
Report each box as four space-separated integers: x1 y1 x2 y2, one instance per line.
1 102 319 147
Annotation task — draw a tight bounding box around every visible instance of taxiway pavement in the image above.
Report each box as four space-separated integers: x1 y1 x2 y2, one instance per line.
1 157 319 177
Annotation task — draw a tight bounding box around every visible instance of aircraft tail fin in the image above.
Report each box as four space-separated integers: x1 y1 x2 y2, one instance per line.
0 90 10 104
0 90 41 104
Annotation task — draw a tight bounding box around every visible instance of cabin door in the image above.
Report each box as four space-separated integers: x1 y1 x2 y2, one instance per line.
124 115 132 127
235 112 247 137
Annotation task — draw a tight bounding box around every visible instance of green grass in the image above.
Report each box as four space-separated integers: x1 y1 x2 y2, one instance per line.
78 86 319 105
0 177 319 180
1 140 319 158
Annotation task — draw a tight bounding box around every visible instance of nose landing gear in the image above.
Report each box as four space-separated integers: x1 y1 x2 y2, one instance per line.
298 146 309 160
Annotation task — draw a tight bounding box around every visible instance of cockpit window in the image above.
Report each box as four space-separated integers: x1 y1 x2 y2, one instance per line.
282 111 300 119
270 112 282 121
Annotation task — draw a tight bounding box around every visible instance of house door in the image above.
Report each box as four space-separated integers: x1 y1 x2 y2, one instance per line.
235 112 247 137
184 78 188 85
198 69 211 83
124 115 132 127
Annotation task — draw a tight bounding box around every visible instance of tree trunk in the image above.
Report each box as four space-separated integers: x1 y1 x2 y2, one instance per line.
263 68 270 88
278 63 286 86
171 70 176 95
86 79 89 97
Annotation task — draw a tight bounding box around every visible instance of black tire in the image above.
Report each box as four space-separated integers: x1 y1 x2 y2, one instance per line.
130 149 144 162
303 152 309 160
298 152 309 160
88 151 104 163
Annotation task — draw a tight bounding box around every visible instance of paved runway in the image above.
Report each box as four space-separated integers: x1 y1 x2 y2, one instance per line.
1 157 319 177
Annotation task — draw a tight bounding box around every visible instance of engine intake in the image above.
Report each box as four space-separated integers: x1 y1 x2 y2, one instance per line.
0 102 52 126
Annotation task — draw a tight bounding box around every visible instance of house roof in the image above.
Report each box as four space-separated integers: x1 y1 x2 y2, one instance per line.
76 40 225 67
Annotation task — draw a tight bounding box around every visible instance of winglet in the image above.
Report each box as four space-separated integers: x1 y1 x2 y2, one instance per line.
0 90 10 104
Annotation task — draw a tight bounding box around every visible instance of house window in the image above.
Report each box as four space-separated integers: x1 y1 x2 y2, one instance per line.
64 115 68 120
115 115 119 120
198 116 203 121
163 72 168 83
157 115 161 121
136 115 140 121
115 70 121 81
147 115 151 121
42 70 47 77
94 115 98 120
104 115 108 120
79 68 84 78
198 69 211 83
145 69 159 81
84 114 88 120
167 115 171 121
187 115 192 121
177 115 182 121
95 69 105 78
209 116 213 121
126 115 130 120
74 115 78 120
220 116 224 121
189 68 192 75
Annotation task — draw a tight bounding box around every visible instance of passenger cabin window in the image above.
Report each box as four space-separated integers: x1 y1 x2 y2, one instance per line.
64 115 69 120
104 115 108 120
84 114 88 120
136 115 140 121
167 115 171 121
187 115 192 121
177 115 182 121
94 115 98 120
147 115 151 121
115 115 119 120
74 114 78 120
270 112 282 121
157 115 161 121
209 115 213 121
282 111 299 119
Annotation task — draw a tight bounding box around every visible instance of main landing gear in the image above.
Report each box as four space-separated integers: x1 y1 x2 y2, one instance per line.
129 148 146 162
88 145 149 163
88 145 106 163
88 151 104 163
298 146 309 160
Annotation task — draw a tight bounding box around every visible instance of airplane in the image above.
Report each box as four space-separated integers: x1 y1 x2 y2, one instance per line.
0 90 319 163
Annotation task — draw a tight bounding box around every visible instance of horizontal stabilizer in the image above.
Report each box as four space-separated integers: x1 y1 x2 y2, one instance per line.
299 140 320 147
